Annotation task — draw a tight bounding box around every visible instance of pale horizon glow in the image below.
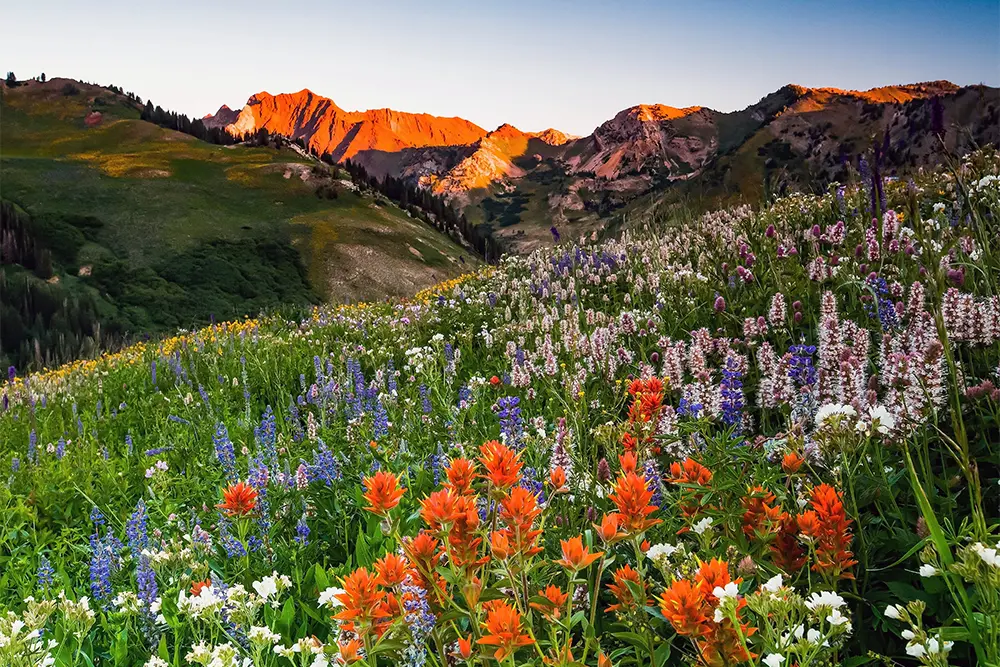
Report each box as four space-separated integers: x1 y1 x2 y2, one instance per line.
2 0 998 136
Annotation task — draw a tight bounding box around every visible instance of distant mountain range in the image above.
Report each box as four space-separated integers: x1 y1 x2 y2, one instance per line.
205 80 999 251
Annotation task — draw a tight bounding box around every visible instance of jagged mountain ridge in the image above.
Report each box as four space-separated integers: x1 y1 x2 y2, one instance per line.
205 80 999 251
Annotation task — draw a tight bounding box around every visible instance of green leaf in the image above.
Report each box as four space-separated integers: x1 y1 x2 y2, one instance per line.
841 657 875 667
276 597 296 639
314 564 330 591
611 631 649 650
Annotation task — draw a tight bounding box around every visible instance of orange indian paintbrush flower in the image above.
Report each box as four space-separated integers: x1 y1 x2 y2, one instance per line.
477 600 535 660
529 584 569 620
555 536 603 571
489 530 511 560
454 635 474 660
594 513 625 543
478 440 523 489
362 470 406 516
333 567 388 627
338 639 364 664
548 466 568 493
609 471 662 534
444 457 477 495
668 458 713 485
782 451 805 474
798 483 857 580
374 553 411 587
659 578 710 637
606 564 648 613
420 488 460 531
218 482 258 517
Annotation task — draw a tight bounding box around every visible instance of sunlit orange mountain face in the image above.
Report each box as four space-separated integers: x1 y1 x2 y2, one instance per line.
206 80 998 252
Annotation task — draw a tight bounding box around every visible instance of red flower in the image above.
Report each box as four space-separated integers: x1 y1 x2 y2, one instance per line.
218 482 258 517
659 579 710 637
454 635 474 660
770 515 807 573
529 584 569 620
618 451 638 475
798 483 857 581
668 458 713 486
478 600 535 660
490 530 511 560
479 440 523 489
332 567 388 630
607 565 649 613
740 486 788 539
497 487 543 557
190 579 212 596
338 639 364 664
594 513 625 544
447 494 488 571
548 466 568 493
420 489 460 532
362 470 406 516
609 470 662 534
489 375 501 387
444 457 477 496
781 451 804 474
374 553 411 587
555 536 603 571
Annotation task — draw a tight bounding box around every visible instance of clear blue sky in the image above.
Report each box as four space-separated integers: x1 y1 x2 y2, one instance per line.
3 0 998 136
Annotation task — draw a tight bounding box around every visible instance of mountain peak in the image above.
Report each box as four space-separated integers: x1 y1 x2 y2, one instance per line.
786 81 959 105
627 104 704 122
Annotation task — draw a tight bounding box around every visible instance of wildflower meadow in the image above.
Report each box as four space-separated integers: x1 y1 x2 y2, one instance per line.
1 149 998 667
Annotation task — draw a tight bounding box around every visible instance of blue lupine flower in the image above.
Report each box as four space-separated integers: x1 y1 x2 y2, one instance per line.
125 433 134 456
90 506 106 528
307 439 341 485
213 423 238 482
457 385 471 408
373 398 390 438
865 275 899 331
643 460 664 508
144 446 171 457
519 466 546 505
167 415 190 425
7 366 14 382
419 385 432 414
28 430 37 464
677 397 702 418
496 396 524 448
719 355 745 433
255 406 278 471
217 513 247 558
37 556 54 590
386 360 397 394
136 554 157 612
127 501 149 555
295 512 310 546
11 457 19 472
198 384 211 410
89 532 113 603
401 576 436 667
788 343 818 388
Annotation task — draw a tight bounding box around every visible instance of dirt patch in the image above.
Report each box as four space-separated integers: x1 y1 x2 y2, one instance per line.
84 111 102 127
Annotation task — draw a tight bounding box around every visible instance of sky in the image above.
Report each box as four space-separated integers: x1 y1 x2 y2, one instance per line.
3 0 998 136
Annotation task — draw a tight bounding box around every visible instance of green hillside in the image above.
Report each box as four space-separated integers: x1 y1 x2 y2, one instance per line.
0 78 477 370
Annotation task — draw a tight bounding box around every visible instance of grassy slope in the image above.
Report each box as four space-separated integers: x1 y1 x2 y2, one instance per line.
1 78 476 305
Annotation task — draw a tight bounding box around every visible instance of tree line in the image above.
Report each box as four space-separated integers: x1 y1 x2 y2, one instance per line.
339 159 504 263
